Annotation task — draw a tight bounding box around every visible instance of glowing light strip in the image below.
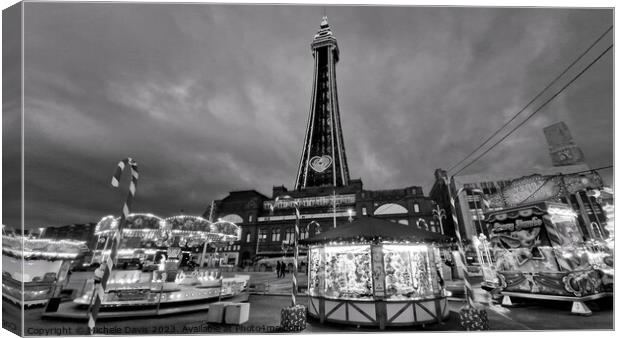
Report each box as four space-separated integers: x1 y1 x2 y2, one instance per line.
2 248 80 259
258 211 355 222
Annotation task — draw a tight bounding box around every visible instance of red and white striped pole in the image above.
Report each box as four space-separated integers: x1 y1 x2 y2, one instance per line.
87 158 138 332
443 173 489 330
448 184 475 307
292 201 300 307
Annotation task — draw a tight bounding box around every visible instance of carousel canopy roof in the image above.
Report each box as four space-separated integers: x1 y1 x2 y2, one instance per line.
301 216 453 244
2 235 88 260
94 213 241 244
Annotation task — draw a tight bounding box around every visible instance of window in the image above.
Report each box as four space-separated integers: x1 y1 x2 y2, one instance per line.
413 204 420 213
374 203 408 215
300 228 309 240
271 228 281 242
258 228 268 242
284 227 295 243
246 233 251 242
362 207 367 215
249 215 253 223
221 214 243 224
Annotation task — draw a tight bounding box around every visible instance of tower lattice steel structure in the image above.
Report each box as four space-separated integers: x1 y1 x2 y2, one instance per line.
295 17 350 190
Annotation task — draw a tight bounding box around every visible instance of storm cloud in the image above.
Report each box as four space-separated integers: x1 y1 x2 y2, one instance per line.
5 3 613 228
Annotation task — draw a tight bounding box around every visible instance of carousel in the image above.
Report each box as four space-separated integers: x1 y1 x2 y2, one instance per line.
302 216 452 329
2 234 88 306
44 213 248 320
478 201 613 315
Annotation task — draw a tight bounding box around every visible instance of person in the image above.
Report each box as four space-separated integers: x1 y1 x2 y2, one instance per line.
280 260 286 278
276 261 281 278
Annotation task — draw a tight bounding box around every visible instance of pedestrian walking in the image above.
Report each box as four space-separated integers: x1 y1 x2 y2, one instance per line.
276 260 281 278
280 260 286 278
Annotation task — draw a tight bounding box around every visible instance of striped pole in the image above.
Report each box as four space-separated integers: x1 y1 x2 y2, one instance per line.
447 180 490 330
292 201 300 306
87 158 138 332
443 177 475 307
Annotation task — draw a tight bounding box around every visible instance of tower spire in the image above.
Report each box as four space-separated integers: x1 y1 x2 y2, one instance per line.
294 17 350 190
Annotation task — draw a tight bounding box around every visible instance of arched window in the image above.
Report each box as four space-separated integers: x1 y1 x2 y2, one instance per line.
221 214 243 224
271 228 281 242
374 203 408 215
284 227 295 243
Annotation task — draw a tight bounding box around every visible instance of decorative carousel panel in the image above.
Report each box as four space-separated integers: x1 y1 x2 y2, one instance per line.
324 300 347 321
308 297 320 316
383 244 435 300
493 246 560 273
543 208 582 246
2 236 88 260
439 298 449 318
95 215 118 233
347 302 376 323
308 247 324 297
497 269 605 297
125 213 164 230
165 215 211 232
324 245 373 300
386 303 414 323
211 220 242 241
413 300 439 323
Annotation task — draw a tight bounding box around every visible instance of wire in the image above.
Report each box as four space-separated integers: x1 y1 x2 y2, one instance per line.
452 44 613 176
560 164 613 175
447 25 613 174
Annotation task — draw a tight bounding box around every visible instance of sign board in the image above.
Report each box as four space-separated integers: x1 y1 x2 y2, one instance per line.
264 194 356 210
486 172 604 208
501 174 563 207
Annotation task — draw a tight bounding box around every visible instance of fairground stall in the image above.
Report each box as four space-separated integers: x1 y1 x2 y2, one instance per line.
302 216 452 329
2 234 88 306
481 202 613 314
44 213 248 319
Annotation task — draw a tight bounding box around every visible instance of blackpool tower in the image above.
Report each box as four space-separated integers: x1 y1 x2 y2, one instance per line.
294 17 351 190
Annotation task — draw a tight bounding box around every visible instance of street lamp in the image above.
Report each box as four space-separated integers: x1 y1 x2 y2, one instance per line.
274 195 300 306
38 227 45 239
432 205 446 235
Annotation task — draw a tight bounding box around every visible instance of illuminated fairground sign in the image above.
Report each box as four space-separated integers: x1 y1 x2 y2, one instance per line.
501 175 564 207
492 216 543 232
487 172 604 208
263 194 356 210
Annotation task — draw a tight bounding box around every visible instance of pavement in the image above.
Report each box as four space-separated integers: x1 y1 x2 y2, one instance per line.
2 271 613 335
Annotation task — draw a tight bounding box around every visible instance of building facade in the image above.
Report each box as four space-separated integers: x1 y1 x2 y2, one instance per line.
203 18 444 267
208 181 443 266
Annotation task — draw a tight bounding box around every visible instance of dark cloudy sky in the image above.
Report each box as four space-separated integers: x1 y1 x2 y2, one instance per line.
3 3 613 228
